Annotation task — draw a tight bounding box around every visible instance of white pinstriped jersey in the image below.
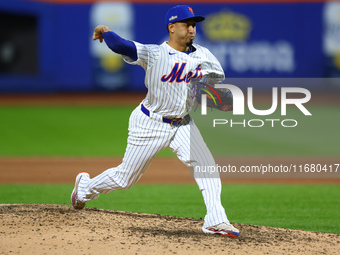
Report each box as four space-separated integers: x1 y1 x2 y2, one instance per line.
78 39 230 229
123 42 225 118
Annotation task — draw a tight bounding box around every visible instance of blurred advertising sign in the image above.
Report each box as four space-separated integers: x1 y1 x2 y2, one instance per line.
90 2 134 90
199 10 295 74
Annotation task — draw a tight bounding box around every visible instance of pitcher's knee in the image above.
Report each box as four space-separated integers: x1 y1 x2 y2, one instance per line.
116 181 135 190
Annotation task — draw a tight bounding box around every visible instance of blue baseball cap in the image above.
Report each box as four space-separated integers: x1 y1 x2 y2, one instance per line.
165 5 205 28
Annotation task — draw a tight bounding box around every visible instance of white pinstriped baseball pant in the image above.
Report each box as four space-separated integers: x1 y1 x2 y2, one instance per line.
78 104 229 228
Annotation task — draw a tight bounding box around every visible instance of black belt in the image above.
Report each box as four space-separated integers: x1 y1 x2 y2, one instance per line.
141 104 183 126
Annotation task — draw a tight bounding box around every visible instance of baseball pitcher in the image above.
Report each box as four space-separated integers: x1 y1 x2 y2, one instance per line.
71 5 239 237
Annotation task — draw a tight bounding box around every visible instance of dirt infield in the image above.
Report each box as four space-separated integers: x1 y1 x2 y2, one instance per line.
1 156 339 184
0 204 339 255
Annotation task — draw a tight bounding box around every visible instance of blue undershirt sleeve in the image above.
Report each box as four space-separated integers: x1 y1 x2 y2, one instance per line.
102 31 138 61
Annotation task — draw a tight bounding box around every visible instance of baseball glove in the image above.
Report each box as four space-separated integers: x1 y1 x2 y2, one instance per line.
195 82 233 112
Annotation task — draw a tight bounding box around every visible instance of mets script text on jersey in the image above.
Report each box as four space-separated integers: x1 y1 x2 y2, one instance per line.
161 63 203 83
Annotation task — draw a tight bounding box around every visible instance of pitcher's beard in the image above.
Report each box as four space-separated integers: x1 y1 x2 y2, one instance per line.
186 40 193 47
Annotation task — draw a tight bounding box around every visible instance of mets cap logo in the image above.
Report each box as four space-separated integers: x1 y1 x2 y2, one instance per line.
188 7 194 14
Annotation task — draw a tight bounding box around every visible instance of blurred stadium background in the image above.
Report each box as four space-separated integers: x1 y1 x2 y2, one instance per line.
1 0 340 93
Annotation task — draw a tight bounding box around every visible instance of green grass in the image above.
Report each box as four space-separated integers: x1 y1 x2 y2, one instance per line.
1 105 339 157
0 184 339 234
0 106 174 157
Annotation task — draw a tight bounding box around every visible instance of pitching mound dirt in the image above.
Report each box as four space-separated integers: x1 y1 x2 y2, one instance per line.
0 204 339 254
